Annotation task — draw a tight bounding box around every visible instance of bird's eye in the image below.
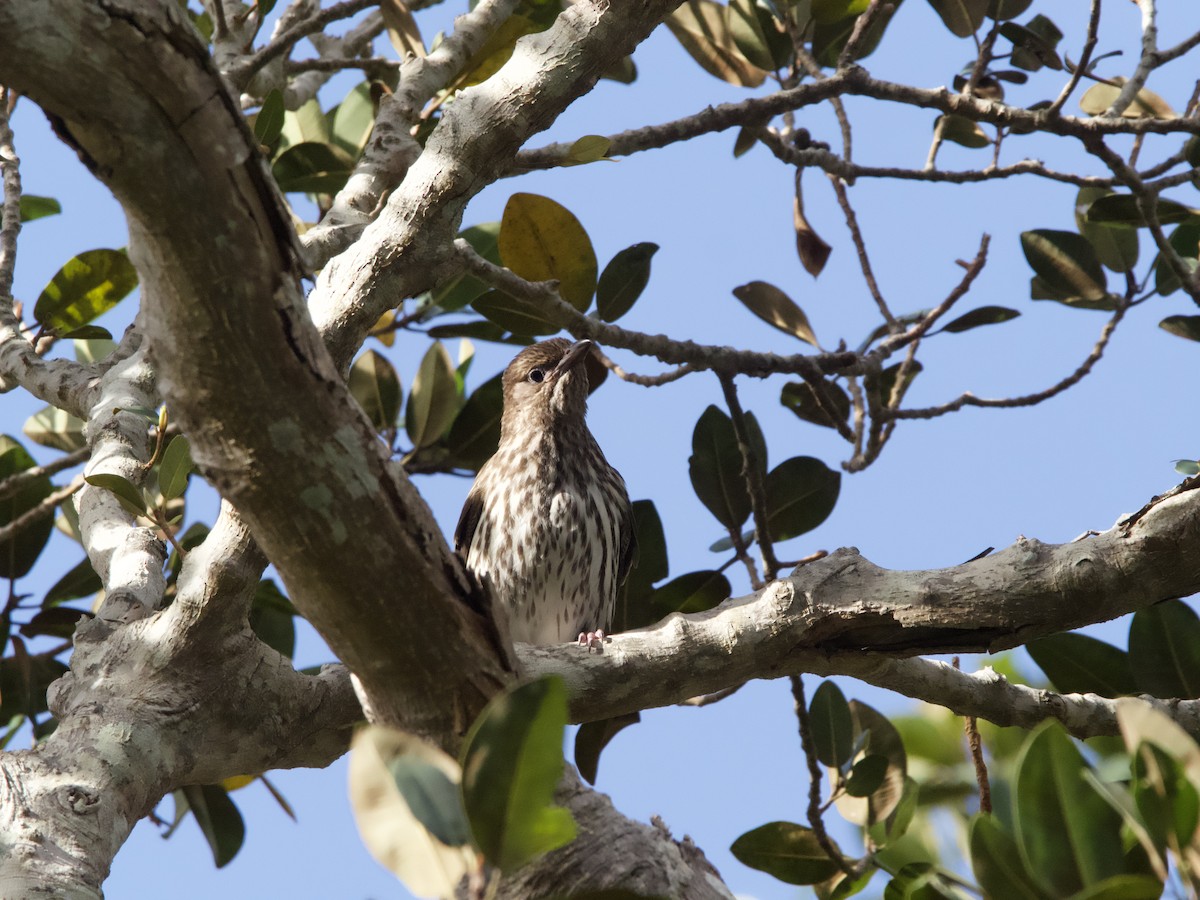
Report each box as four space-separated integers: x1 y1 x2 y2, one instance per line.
528 367 546 384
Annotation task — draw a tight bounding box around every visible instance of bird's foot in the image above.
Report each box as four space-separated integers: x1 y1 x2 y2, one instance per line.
577 629 608 653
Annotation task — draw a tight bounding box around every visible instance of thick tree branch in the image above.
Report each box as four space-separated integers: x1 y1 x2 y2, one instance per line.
525 484 1200 727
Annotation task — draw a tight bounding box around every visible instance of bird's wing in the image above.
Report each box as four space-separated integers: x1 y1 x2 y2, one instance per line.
455 487 484 555
617 497 637 586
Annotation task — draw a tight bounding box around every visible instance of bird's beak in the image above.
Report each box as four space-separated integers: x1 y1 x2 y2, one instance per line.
553 339 594 378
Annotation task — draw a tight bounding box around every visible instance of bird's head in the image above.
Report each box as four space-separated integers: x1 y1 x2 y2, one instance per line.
500 337 593 437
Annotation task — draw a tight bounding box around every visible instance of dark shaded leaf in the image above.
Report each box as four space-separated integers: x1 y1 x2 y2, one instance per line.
615 500 669 631
1026 633 1135 698
600 55 638 84
34 249 138 335
433 223 502 312
405 342 459 449
1020 229 1107 301
253 89 285 148
182 784 246 868
733 281 818 346
794 195 831 277
1076 188 1140 272
460 676 575 870
688 405 751 529
645 570 730 621
939 305 1020 334
1160 316 1200 343
389 757 471 847
987 0 1032 19
0 649 67 720
728 0 791 70
1000 15 1062 71
597 243 658 322
811 0 899 65
845 754 889 797
1154 221 1200 295
765 456 840 541
876 360 923 405
780 380 851 429
733 127 758 158
1129 601 1200 698
349 350 403 432
574 712 640 785
426 320 509 343
927 0 989 37
1085 194 1195 228
810 680 854 767
499 193 597 312
271 141 354 194
20 607 89 639
730 821 842 885
472 290 562 336
43 556 101 607
0 439 55 579
969 814 1049 900
446 373 503 471
250 579 297 659
836 702 907 827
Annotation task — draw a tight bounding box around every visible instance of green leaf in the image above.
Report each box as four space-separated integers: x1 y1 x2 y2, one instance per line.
33 248 138 335
728 0 791 70
970 814 1050 900
0 439 55 580
43 556 101 607
329 81 376 159
812 0 869 24
1131 742 1200 856
876 360 924 405
349 350 403 432
271 141 354 194
645 570 730 621
1129 601 1200 698
158 435 194 503
433 223 502 312
939 305 1020 334
1159 315 1200 343
780 380 851 430
446 373 503 471
84 473 148 517
936 114 990 148
0 649 68 720
250 579 297 659
1079 78 1176 119
1000 15 1062 71
845 754 889 797
59 325 112 340
348 726 471 897
1085 194 1195 228
1175 460 1200 476
1153 220 1200 296
253 89 285 148
457 14 543 86
1013 721 1126 895
472 290 562 336
987 0 1032 20
22 405 85 453
765 456 840 542
1020 230 1107 301
811 0 899 65
460 675 576 870
499 193 598 312
1067 875 1167 900
1026 634 1136 698
733 126 758 158
732 281 818 346
666 0 768 87
19 606 89 639
926 0 989 37
564 135 613 166
380 0 425 58
574 712 640 785
1075 189 1140 272
18 195 61 223
596 243 658 323
181 784 245 868
810 680 854 767
688 405 751 530
405 342 459 450
730 821 842 885
836 702 908 827
615 499 669 631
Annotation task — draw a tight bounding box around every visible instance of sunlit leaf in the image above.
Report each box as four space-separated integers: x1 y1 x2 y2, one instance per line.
936 114 990 148
1079 77 1176 119
728 0 791 70
329 82 377 159
158 435 194 503
381 0 425 58
23 405 85 453
780 380 851 430
34 249 138 335
349 350 403 432
564 135 613 166
733 281 818 346
18 195 61 223
666 0 768 87
499 193 598 312
460 676 576 870
0 439 55 580
731 821 842 885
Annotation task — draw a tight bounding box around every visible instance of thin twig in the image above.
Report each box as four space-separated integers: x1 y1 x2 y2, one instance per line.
0 476 83 546
828 176 895 329
679 683 745 707
592 346 695 387
1048 0 1102 115
719 373 780 582
955 657 992 815
230 0 376 86
1106 0 1158 118
837 0 891 72
284 56 401 75
791 676 857 878
0 447 89 503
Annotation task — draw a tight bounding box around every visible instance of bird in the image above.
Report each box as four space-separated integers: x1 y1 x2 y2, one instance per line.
454 337 635 649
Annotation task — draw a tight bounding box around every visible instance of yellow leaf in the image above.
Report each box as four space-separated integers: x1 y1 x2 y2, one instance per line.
666 0 768 88
499 193 597 312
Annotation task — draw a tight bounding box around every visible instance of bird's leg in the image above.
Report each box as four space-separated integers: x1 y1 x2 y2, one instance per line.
577 629 609 652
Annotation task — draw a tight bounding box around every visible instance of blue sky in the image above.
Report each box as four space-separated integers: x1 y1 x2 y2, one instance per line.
6 1 1200 897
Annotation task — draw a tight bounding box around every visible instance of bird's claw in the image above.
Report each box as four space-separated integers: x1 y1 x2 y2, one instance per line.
577 629 608 652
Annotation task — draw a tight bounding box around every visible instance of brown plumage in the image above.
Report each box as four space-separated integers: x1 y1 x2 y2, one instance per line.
455 338 634 647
